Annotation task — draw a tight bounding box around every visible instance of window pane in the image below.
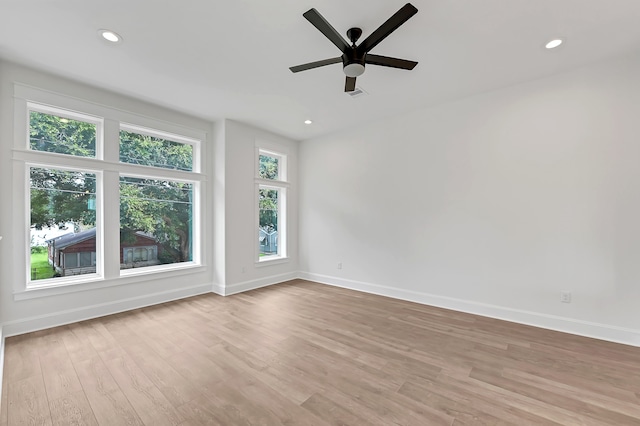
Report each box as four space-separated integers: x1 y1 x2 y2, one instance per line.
120 176 193 269
259 154 279 180
30 111 96 157
65 253 78 268
259 188 278 256
120 130 193 171
80 252 92 267
30 167 98 281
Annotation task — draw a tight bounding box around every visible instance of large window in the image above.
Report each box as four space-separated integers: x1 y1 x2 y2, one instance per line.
21 98 203 290
256 148 287 262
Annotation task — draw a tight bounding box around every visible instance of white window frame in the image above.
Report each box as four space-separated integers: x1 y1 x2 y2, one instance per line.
120 123 201 173
13 85 206 299
118 171 200 277
255 144 289 263
26 159 104 289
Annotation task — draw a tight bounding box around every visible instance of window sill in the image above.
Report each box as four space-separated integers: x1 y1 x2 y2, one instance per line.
15 263 205 301
255 256 289 267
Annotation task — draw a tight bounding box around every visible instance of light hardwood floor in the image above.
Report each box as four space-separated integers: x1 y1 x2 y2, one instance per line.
2 280 640 425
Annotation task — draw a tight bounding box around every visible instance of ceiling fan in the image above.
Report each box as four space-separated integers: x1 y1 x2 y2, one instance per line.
290 3 419 92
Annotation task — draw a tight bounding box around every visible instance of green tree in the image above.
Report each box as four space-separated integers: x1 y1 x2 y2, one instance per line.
30 168 96 230
29 112 194 263
120 177 193 263
259 155 278 180
30 111 96 157
259 189 278 232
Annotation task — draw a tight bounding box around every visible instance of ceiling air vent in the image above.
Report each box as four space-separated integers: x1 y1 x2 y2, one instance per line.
346 87 367 98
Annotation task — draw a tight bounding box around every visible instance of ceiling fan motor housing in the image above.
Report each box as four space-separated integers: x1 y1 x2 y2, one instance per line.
342 49 366 77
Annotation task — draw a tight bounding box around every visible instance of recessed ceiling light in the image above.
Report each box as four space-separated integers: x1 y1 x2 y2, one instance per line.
99 29 122 43
545 39 563 49
304 119 313 125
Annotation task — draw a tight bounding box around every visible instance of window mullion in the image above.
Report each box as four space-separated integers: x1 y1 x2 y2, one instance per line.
103 119 120 162
103 170 120 280
102 118 121 279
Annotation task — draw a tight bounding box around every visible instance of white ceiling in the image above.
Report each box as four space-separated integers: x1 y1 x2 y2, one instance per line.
2 0 640 140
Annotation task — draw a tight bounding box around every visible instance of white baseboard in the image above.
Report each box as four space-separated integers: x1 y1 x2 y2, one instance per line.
222 271 299 296
299 272 640 348
212 282 225 296
1 283 212 338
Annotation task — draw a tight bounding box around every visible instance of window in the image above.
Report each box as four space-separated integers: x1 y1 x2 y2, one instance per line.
120 125 194 171
256 148 288 262
29 109 98 158
19 95 204 291
29 166 99 282
119 176 194 270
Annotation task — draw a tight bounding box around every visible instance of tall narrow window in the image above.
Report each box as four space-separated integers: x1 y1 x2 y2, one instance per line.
256 148 287 262
29 167 99 282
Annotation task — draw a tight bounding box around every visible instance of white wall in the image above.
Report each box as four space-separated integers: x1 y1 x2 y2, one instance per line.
299 52 640 346
221 120 299 294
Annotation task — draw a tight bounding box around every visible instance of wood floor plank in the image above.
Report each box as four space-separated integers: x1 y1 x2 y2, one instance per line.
7 375 52 426
121 340 202 407
48 391 98 426
82 388 143 426
103 355 183 425
61 327 99 364
3 280 640 425
301 392 369 426
3 338 42 384
1 375 8 425
466 367 611 425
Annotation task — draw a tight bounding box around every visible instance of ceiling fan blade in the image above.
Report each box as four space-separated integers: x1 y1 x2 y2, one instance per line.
365 54 417 70
290 57 342 73
357 3 418 55
345 76 356 92
303 8 350 53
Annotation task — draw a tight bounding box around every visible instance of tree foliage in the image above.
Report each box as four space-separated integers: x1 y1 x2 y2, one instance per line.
120 130 193 171
259 154 278 180
30 112 193 264
259 188 278 232
30 168 96 230
30 111 96 157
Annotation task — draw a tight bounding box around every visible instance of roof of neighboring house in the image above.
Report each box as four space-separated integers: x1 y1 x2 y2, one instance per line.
47 228 95 250
48 228 158 250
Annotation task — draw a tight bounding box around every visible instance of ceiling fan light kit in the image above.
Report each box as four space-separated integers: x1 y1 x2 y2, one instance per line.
344 63 365 77
290 3 419 92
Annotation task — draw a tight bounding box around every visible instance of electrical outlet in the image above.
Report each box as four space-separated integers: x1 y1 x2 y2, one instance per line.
560 291 572 303
337 262 342 269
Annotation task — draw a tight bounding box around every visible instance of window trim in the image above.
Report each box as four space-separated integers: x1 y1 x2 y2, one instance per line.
14 85 207 298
